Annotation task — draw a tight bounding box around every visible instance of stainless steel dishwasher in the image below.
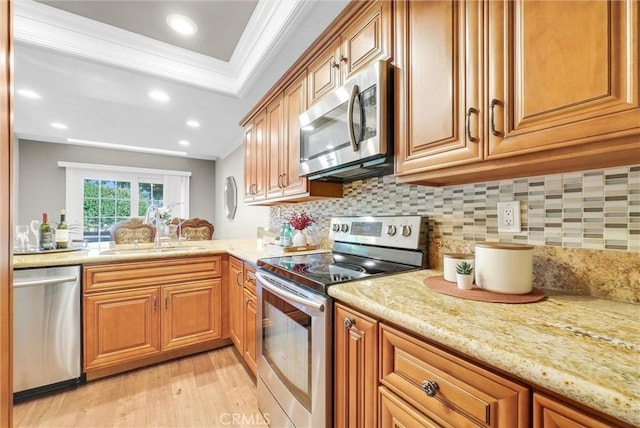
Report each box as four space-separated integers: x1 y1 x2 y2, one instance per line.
13 265 84 401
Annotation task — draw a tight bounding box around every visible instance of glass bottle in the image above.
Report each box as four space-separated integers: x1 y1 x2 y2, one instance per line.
280 221 293 247
39 212 55 250
55 209 69 249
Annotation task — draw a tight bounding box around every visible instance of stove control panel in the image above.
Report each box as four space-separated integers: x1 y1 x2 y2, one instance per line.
329 216 428 250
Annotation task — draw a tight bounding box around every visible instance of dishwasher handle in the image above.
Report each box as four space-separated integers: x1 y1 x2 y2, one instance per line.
13 276 79 289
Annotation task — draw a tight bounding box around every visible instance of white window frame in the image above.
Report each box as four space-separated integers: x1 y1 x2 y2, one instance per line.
59 162 191 241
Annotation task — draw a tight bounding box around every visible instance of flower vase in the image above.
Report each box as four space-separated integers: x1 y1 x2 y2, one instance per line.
292 230 307 247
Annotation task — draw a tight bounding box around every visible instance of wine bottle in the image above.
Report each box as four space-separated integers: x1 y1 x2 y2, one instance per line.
56 209 69 249
39 212 55 250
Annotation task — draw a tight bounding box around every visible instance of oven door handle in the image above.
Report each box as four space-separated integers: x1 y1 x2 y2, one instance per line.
256 272 325 312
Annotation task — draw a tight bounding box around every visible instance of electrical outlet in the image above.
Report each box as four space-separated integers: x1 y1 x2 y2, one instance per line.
497 201 521 233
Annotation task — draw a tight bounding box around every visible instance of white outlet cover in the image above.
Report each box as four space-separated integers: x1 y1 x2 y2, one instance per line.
497 201 522 233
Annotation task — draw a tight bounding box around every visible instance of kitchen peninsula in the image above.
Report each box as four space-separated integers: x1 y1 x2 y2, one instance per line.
13 240 640 426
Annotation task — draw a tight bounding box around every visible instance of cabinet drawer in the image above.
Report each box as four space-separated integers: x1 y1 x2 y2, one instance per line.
84 256 223 293
380 324 529 427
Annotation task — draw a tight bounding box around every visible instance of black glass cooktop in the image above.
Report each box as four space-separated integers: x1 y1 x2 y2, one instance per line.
257 252 418 294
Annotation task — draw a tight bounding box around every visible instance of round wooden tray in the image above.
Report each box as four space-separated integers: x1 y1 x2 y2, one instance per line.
424 275 546 304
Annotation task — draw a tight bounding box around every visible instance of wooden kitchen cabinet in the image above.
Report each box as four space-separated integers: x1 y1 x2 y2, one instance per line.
394 0 483 176
228 256 244 350
243 110 267 203
228 257 258 376
83 256 228 378
533 393 617 428
162 279 222 351
244 72 343 206
308 0 391 105
334 303 378 428
84 287 161 370
379 323 530 427
395 0 639 186
243 287 257 375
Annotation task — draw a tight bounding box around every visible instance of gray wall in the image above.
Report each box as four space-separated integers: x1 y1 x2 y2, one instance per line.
213 145 269 239
17 139 216 226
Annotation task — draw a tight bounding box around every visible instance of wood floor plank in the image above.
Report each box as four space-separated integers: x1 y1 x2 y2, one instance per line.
13 346 259 427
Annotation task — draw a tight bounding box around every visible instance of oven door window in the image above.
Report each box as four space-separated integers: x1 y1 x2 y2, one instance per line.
261 288 312 411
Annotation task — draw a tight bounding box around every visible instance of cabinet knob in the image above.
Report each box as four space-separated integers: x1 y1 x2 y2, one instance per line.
339 54 347 63
344 318 356 329
236 271 242 286
331 60 340 69
421 380 439 397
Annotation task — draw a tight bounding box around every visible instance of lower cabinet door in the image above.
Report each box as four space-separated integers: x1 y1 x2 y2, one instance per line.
379 386 441 428
533 393 612 428
334 303 378 428
243 288 257 375
162 279 222 351
84 287 161 371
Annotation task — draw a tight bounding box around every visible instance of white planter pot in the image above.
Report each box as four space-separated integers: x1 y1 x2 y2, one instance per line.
292 230 307 247
456 273 474 290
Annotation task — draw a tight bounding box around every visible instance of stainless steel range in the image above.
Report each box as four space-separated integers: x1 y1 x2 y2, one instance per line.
255 215 429 428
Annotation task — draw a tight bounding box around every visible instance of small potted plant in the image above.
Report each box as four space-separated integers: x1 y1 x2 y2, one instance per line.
455 261 474 290
287 212 316 247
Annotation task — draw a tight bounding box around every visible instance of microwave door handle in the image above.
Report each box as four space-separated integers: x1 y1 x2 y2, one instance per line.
347 84 359 151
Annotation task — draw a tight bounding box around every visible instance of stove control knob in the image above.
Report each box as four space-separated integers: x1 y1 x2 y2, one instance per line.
402 225 412 237
340 224 349 233
387 225 397 236
332 223 340 232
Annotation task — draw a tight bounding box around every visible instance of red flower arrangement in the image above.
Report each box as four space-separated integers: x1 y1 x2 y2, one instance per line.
287 212 315 231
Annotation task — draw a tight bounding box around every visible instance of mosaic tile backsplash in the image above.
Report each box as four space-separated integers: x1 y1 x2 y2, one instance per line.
270 165 640 303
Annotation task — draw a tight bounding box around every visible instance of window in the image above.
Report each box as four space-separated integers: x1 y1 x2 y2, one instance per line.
60 162 190 243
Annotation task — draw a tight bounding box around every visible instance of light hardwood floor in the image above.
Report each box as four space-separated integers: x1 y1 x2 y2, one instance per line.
13 346 266 428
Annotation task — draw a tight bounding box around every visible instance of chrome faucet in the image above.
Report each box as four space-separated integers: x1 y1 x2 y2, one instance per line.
144 203 162 246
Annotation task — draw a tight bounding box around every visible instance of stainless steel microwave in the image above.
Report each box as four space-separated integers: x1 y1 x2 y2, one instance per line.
298 60 392 182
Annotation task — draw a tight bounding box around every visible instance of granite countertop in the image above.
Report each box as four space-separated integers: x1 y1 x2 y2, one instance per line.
328 270 640 426
13 239 328 269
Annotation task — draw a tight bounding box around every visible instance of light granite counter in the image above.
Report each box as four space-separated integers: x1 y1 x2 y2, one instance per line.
13 239 327 269
328 270 640 426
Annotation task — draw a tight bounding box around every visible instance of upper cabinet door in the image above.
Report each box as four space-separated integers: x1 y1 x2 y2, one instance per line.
395 0 483 176
342 0 392 81
487 0 639 157
282 72 308 197
308 39 342 106
266 94 285 199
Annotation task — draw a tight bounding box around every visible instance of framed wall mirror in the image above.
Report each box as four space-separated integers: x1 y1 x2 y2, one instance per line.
224 176 237 219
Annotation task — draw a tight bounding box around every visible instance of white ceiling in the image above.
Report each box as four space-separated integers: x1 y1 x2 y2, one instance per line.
12 0 349 160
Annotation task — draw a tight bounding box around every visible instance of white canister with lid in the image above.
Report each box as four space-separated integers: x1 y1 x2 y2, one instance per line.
474 243 534 294
443 253 475 283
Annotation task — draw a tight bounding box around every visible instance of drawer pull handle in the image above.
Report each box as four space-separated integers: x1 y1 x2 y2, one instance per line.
344 318 356 329
421 380 439 397
236 271 242 286
489 99 502 136
466 107 478 142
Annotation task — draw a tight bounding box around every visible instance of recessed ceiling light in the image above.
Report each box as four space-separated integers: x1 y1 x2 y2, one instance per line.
17 89 41 99
51 122 68 130
148 90 170 102
166 14 198 36
178 140 190 147
186 120 200 128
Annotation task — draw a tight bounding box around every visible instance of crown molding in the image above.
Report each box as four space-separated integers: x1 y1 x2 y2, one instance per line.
13 0 312 97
